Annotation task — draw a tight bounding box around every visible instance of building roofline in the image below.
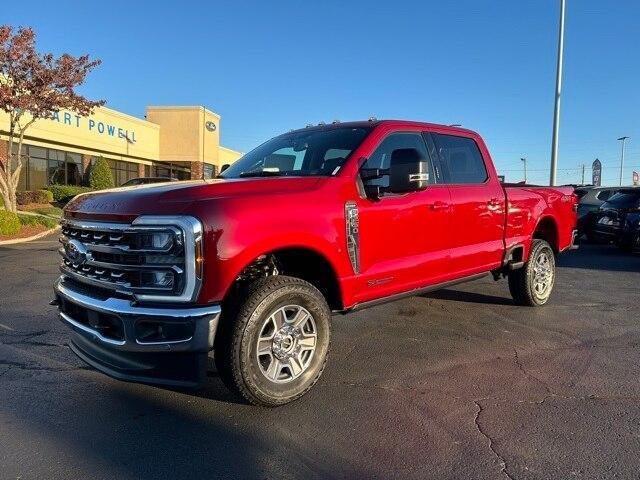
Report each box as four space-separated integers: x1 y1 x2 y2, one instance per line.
145 105 221 119
97 105 161 129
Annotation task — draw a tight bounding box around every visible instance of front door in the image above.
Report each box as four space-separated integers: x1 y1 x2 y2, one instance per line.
352 131 452 304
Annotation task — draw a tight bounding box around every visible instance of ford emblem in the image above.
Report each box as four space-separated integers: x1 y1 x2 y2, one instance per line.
65 239 88 266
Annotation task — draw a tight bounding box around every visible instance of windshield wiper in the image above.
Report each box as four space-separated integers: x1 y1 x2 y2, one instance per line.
238 170 285 178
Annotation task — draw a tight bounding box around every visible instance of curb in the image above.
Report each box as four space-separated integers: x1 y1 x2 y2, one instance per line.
0 226 61 246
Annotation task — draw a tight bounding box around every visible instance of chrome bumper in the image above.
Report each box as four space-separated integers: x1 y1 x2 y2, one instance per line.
53 277 221 353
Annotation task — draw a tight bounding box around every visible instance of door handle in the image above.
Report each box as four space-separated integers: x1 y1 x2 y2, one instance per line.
430 201 450 211
488 198 501 208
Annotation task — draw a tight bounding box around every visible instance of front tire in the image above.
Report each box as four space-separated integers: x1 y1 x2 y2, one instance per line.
215 276 331 407
508 239 556 307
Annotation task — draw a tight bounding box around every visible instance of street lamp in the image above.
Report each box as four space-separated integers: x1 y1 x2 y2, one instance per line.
549 0 566 186
617 136 629 186
521 157 527 183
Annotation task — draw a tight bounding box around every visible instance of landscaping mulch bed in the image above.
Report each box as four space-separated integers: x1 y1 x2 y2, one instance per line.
0 225 48 242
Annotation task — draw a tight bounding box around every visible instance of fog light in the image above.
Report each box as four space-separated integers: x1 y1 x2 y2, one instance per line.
138 232 174 250
139 270 175 289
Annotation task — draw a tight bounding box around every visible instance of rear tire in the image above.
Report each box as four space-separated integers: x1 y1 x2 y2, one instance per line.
214 275 331 407
508 239 556 307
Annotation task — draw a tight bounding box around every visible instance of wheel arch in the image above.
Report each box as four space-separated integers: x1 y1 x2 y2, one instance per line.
225 245 344 311
533 216 559 253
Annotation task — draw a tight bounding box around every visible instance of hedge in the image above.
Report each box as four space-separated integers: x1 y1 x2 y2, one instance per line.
89 157 114 190
18 213 59 229
16 189 54 205
45 184 93 203
0 210 21 235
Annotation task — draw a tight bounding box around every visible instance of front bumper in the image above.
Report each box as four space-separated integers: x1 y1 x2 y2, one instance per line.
53 277 221 388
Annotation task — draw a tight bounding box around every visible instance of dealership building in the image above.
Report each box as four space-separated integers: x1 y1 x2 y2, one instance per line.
0 105 242 191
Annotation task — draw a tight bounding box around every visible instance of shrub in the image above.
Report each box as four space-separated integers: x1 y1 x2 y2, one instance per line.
89 157 114 190
45 184 93 203
15 189 54 205
18 213 59 229
0 210 21 235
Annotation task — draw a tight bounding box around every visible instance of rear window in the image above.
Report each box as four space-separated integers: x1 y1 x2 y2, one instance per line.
596 189 616 201
604 190 640 208
432 134 488 184
574 188 589 199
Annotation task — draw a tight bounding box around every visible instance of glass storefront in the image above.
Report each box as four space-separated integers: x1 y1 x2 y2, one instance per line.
105 159 138 186
152 161 191 181
11 144 84 191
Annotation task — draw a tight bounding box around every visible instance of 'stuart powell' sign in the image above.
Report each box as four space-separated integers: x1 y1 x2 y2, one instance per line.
49 110 137 143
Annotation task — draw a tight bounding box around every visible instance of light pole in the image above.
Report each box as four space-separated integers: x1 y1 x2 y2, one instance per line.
617 136 629 186
521 157 528 183
549 0 566 186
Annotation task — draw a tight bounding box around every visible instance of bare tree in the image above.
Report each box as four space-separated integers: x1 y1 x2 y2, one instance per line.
0 26 104 212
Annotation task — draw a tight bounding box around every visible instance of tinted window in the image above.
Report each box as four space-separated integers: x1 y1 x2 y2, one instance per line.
596 190 615 201
362 132 433 188
604 191 640 208
433 134 488 184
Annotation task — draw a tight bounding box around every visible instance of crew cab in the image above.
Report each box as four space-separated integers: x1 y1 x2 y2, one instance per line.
53 120 578 406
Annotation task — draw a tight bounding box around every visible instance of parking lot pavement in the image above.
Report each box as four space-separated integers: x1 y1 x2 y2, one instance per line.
1 236 639 480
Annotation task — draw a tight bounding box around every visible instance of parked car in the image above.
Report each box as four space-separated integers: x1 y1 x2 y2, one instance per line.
592 188 640 251
53 120 578 406
121 176 178 187
574 186 620 239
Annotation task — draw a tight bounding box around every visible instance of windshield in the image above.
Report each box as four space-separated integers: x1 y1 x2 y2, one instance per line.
220 127 371 178
603 190 640 208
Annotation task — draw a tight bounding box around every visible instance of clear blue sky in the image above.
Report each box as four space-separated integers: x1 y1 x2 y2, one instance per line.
6 0 640 185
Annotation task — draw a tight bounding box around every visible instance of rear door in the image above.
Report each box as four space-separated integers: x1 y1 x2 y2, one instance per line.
353 130 452 303
429 131 506 277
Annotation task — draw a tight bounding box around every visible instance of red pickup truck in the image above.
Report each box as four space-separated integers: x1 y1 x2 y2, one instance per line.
54 120 577 406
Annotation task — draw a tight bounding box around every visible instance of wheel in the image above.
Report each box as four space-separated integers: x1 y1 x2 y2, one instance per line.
508 239 556 307
214 275 331 407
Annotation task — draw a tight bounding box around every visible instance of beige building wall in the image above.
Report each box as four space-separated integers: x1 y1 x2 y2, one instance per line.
146 106 241 171
0 106 159 165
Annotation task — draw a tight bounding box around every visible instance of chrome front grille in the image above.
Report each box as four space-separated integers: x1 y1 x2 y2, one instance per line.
59 216 203 303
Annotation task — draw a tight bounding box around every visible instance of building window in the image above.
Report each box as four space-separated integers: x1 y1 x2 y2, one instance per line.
152 161 191 181
104 159 139 187
11 144 85 191
203 164 215 179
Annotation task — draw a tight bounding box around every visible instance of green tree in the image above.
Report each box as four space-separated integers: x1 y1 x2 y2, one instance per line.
89 157 114 190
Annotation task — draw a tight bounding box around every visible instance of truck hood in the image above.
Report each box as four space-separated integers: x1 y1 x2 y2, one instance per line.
64 177 322 222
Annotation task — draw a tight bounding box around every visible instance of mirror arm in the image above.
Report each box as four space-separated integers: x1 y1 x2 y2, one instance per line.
360 168 389 181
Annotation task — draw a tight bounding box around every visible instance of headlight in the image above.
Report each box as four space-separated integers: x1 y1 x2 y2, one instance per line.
137 232 175 251
139 270 175 289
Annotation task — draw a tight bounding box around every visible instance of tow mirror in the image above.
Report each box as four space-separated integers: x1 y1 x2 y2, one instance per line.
388 148 430 194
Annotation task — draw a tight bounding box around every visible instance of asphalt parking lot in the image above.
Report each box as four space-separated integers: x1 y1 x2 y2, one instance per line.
1 236 639 480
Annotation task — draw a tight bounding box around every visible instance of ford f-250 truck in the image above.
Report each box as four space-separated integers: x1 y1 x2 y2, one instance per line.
53 120 578 406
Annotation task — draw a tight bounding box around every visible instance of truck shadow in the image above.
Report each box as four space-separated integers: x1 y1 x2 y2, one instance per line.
2 365 364 479
420 289 514 306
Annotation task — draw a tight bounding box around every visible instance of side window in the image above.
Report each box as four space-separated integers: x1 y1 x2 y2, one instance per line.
362 132 434 187
433 133 488 184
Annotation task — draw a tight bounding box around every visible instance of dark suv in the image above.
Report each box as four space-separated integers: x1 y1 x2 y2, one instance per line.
592 188 640 251
574 186 620 238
